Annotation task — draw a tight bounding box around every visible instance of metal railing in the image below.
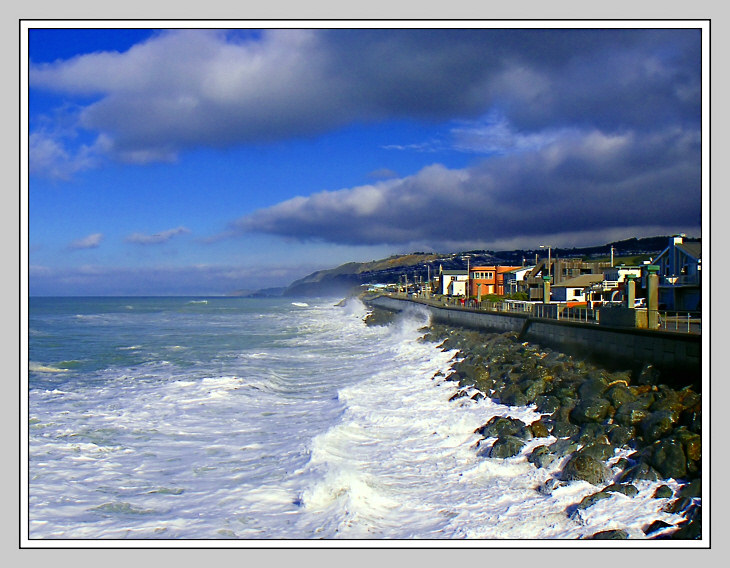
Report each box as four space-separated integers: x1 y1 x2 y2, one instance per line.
384 292 700 334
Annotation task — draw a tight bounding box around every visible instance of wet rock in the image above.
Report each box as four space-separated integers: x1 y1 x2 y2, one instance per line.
528 445 555 469
537 477 562 495
638 364 661 386
588 529 629 539
363 308 398 326
602 483 639 497
488 435 526 458
653 485 674 499
561 452 612 485
535 395 561 414
649 438 687 480
529 420 550 438
673 428 702 462
606 384 637 409
570 397 611 424
606 424 636 448
448 390 470 402
549 438 579 458
576 423 609 445
664 496 693 514
578 376 609 400
578 442 614 462
551 421 580 438
620 462 660 483
520 378 548 404
614 402 652 427
670 517 701 539
643 520 673 536
640 410 680 444
475 416 526 439
677 479 701 499
576 491 612 510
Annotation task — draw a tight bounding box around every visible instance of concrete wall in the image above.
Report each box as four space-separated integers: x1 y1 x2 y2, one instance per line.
367 295 701 388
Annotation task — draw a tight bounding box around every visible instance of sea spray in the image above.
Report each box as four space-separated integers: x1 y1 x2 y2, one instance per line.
27 296 693 540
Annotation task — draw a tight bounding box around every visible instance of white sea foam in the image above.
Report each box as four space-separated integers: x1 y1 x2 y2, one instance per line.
27 297 699 543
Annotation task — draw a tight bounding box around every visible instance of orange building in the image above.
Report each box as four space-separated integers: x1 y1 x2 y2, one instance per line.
469 266 522 298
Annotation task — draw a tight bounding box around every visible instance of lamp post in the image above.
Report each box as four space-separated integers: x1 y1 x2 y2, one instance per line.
540 245 552 283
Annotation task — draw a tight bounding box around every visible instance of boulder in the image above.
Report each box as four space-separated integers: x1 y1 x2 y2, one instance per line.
589 529 629 539
640 410 680 443
578 376 609 400
576 491 612 510
578 442 615 461
606 424 636 448
649 438 688 480
614 403 651 427
551 421 580 438
528 445 556 469
535 395 561 414
561 452 612 485
677 479 701 499
570 397 611 424
475 416 526 439
620 462 660 483
602 483 639 497
529 420 550 438
549 438 579 458
489 435 526 458
606 384 637 409
653 485 674 499
576 424 609 445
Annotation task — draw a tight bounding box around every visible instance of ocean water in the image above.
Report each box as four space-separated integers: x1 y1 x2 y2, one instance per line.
26 296 689 543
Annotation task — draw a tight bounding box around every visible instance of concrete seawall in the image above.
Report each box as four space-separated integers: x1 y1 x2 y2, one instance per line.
366 295 702 389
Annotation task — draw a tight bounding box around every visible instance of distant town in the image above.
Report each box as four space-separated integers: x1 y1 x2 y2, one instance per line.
365 234 701 335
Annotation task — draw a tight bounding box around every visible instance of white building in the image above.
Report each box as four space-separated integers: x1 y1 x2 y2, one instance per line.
501 266 535 295
439 270 469 296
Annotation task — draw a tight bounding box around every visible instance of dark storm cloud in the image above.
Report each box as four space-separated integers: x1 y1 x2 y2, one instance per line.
237 126 701 248
29 28 701 163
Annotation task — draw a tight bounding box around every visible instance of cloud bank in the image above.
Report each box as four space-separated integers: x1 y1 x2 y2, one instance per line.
237 126 701 249
30 28 700 170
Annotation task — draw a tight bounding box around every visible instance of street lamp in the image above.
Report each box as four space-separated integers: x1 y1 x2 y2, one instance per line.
540 245 553 283
461 255 471 299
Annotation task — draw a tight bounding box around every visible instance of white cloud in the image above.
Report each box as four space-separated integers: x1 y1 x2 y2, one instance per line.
68 232 103 249
125 226 191 245
237 126 701 250
29 29 700 171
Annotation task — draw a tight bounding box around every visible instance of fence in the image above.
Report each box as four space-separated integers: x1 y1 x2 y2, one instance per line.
386 293 700 334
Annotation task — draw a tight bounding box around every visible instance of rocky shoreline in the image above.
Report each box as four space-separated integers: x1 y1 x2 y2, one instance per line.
364 305 702 540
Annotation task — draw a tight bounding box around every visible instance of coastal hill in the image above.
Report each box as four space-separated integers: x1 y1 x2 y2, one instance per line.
279 235 679 298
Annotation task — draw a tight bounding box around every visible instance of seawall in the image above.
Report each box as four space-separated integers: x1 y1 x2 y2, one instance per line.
365 295 702 389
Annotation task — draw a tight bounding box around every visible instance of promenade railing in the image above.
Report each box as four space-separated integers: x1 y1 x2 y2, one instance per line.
384 293 700 335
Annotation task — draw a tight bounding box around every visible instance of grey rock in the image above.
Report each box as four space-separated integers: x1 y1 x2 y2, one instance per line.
561 453 612 485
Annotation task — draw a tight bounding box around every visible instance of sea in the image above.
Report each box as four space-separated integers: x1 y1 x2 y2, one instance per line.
25 296 689 543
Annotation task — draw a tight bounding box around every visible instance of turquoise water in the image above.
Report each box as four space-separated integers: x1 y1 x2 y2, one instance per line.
26 296 685 541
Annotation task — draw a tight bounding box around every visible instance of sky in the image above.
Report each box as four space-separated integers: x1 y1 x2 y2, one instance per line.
24 24 705 296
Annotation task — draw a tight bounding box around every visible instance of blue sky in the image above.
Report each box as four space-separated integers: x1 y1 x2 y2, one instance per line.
25 25 705 296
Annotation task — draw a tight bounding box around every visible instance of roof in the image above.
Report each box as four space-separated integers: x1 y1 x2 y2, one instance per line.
502 266 535 274
552 274 604 288
676 241 701 260
441 270 468 276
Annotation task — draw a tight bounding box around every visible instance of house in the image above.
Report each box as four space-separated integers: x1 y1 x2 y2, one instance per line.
501 266 535 296
469 265 522 298
526 259 612 301
438 269 469 296
650 234 702 311
550 274 605 303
